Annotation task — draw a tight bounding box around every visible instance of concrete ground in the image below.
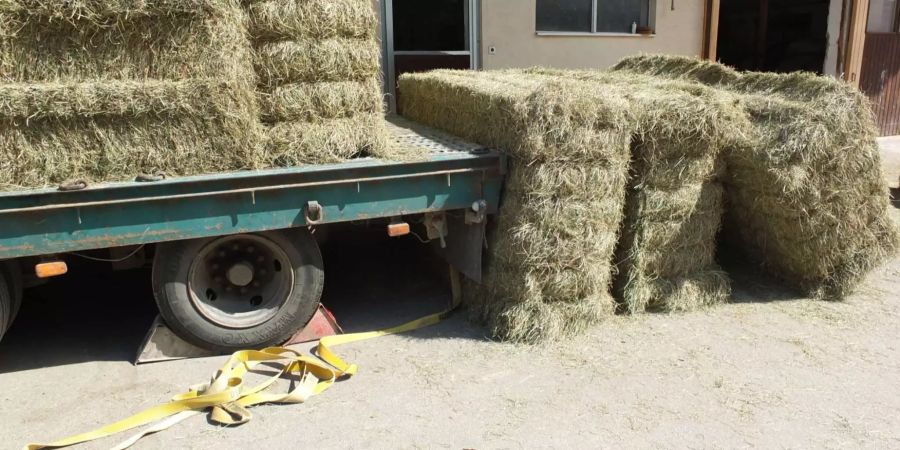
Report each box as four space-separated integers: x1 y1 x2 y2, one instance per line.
2 153 900 449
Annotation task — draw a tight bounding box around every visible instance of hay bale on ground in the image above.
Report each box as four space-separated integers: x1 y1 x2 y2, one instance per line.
400 70 634 342
614 54 900 299
245 0 407 165
0 0 261 189
520 68 736 312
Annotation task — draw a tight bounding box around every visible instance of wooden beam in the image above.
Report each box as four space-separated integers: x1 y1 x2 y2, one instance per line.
844 0 869 87
703 0 720 61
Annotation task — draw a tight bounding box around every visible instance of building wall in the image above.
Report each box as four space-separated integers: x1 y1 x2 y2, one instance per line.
480 0 706 70
823 0 845 77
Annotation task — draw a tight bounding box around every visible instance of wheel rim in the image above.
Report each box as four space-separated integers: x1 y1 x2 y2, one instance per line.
187 235 294 329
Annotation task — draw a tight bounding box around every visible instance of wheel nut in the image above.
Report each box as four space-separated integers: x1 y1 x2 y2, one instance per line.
247 246 255 253
253 281 261 288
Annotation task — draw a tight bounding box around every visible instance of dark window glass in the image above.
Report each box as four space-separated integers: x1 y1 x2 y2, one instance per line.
597 0 650 33
394 0 466 51
536 0 593 32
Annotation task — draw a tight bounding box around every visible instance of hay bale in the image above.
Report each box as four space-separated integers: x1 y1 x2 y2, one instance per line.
264 113 389 165
253 38 381 88
246 0 378 41
400 70 634 342
0 1 254 83
614 54 900 299
259 79 382 122
519 67 735 312
244 0 405 165
0 0 261 189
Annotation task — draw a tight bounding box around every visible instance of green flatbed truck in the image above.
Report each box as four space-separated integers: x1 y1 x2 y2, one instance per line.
0 117 506 351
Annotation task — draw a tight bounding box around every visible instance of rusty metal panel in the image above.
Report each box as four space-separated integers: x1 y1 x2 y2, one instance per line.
860 32 900 136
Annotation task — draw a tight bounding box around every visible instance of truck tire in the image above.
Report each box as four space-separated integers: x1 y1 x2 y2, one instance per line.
0 269 10 341
152 229 324 352
1 260 23 322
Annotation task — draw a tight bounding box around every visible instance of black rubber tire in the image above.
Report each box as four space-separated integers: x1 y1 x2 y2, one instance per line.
1 260 23 322
0 269 11 341
152 229 324 352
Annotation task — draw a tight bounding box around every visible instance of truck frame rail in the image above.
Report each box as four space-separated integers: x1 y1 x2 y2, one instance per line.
0 118 506 260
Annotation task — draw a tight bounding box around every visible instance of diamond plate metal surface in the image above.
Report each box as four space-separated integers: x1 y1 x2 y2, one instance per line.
387 115 488 155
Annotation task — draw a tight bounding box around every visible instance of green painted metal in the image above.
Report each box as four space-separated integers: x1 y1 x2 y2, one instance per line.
0 152 505 259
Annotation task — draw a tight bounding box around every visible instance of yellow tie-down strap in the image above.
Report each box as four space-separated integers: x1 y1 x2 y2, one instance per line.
25 286 461 450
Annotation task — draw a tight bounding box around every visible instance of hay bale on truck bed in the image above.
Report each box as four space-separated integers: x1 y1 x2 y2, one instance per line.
245 0 407 164
399 70 634 342
614 55 900 299
0 0 261 189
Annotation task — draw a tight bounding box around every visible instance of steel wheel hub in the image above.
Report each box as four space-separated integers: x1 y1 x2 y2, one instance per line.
187 235 294 329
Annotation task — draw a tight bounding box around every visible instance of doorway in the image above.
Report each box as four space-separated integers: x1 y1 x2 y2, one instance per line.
383 0 479 113
715 0 832 74
860 0 900 135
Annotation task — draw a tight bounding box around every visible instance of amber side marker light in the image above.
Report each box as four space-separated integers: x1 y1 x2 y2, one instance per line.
387 222 411 237
35 261 68 279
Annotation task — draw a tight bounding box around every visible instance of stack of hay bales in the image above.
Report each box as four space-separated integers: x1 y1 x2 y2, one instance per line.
613 55 900 299
400 70 634 342
524 68 738 313
0 0 261 189
613 83 735 313
245 0 392 165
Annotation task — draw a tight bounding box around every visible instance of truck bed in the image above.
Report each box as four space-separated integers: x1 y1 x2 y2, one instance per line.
0 117 505 260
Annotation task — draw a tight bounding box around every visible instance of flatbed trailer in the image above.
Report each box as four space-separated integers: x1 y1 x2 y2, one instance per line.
0 118 506 350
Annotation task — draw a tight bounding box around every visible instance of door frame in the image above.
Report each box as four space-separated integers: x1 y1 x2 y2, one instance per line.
382 0 481 113
704 0 869 86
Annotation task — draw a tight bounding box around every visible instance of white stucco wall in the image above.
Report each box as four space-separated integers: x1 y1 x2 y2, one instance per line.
480 0 705 70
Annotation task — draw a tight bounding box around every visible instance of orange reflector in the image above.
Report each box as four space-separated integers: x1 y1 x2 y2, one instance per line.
35 261 68 279
387 222 410 237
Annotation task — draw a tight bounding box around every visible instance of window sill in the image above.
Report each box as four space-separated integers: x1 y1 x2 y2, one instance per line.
535 31 655 38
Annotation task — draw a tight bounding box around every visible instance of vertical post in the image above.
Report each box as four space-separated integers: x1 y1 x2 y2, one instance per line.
384 0 397 113
703 0 720 61
844 0 869 87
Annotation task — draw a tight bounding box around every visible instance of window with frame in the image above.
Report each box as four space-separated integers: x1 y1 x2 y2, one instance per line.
536 0 653 34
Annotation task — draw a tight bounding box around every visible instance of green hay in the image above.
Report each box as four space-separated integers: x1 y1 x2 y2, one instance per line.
264 113 389 166
0 0 262 189
245 0 402 163
246 0 378 41
400 70 633 342
0 2 254 83
614 54 900 299
0 0 226 20
253 38 381 88
0 79 248 119
0 114 257 190
517 67 735 313
259 79 383 122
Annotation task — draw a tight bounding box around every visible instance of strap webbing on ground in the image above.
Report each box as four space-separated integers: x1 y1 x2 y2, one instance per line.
24 286 460 450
